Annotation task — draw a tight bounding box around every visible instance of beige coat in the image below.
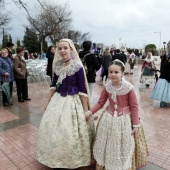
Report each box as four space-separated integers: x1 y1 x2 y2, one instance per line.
13 55 27 79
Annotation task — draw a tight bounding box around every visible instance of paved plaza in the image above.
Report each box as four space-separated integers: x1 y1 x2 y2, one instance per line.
0 64 170 170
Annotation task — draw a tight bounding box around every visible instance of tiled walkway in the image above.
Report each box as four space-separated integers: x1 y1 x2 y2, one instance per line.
0 64 170 170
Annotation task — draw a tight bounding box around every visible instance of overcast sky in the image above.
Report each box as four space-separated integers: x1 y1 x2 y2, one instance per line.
2 0 170 49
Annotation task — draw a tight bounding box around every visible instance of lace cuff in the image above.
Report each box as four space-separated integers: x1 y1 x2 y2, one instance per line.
79 92 88 97
133 124 141 128
49 87 56 90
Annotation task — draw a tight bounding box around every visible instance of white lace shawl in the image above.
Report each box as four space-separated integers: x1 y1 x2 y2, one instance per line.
54 59 82 86
105 79 134 96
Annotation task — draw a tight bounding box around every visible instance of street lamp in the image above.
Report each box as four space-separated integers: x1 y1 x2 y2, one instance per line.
154 31 161 55
141 39 146 56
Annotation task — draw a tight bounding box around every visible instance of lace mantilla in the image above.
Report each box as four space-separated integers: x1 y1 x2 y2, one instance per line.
54 60 82 85
105 79 133 96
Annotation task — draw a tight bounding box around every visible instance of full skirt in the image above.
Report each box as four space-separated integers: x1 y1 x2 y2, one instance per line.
151 78 170 102
94 112 148 170
140 68 155 85
93 112 134 170
36 92 95 168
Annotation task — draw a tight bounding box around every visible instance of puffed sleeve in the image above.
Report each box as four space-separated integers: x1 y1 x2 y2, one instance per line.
128 89 140 126
50 73 58 90
0 60 6 76
90 87 108 114
75 67 87 96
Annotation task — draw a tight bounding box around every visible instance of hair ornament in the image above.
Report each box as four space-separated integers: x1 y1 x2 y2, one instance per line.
111 59 125 68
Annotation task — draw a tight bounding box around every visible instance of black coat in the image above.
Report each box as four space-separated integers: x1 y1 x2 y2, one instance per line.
46 52 54 76
6 48 13 59
112 53 126 64
160 54 167 73
159 62 170 82
85 53 101 83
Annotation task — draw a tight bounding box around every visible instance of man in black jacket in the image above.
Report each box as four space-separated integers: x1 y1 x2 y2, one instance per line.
79 41 101 98
5 42 14 60
112 49 126 64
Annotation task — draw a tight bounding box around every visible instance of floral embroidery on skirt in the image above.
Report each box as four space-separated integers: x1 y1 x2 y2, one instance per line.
36 92 95 168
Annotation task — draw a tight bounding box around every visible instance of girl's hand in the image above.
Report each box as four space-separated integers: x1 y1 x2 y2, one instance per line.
84 111 92 121
131 127 138 136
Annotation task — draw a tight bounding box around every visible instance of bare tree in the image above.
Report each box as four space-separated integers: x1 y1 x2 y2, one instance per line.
0 0 11 28
27 2 71 48
67 30 91 45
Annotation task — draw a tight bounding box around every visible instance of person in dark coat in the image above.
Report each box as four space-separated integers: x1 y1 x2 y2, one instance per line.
101 48 112 82
79 41 101 98
151 56 170 107
121 51 127 63
112 49 126 64
160 52 167 73
46 46 55 82
5 42 14 60
13 47 31 102
24 50 29 60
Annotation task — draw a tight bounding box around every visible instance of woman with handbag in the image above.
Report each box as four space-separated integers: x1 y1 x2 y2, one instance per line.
0 48 14 106
140 52 156 87
13 47 31 102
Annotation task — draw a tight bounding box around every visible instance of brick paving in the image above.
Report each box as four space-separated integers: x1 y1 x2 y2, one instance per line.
0 64 169 170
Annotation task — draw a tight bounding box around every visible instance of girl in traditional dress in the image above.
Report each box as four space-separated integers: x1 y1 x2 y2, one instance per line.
129 53 136 74
85 59 148 170
151 56 170 107
140 52 156 87
36 39 95 169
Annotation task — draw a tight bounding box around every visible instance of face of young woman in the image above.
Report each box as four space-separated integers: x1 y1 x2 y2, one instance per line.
50 47 55 54
18 51 24 57
108 64 123 84
58 41 72 61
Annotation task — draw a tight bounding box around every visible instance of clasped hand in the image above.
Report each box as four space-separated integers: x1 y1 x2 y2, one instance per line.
84 111 92 121
131 127 138 136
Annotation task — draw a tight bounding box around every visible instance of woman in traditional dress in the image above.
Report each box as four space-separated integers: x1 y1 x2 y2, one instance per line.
36 39 95 169
125 52 131 74
140 52 156 87
151 56 170 107
129 53 136 74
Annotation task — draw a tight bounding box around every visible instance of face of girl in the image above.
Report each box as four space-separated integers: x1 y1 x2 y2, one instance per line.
108 64 123 84
1 50 8 57
147 53 151 59
58 41 72 61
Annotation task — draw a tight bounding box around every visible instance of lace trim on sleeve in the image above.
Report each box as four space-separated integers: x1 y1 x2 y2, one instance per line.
79 92 88 97
49 87 56 90
133 124 141 128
